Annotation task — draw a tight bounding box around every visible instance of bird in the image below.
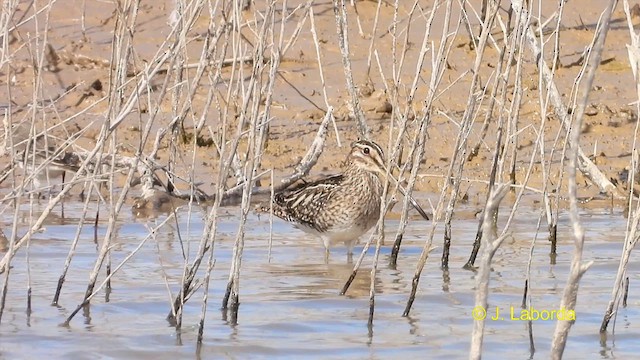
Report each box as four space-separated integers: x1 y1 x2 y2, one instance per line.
0 228 7 252
131 174 187 217
263 139 387 261
0 119 81 195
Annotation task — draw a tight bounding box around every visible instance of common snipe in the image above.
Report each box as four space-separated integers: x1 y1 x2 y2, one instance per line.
265 139 387 260
1 119 81 193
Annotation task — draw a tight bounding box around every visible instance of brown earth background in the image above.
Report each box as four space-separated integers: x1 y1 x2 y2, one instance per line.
2 0 640 216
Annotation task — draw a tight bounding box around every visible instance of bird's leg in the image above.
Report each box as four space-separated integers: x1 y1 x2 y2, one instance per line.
346 241 355 263
324 247 330 264
59 171 66 218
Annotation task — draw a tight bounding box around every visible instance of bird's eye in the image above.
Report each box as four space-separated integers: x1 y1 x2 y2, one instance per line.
363 147 370 155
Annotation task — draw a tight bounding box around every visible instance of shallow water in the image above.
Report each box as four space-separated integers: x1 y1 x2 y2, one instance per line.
0 200 638 359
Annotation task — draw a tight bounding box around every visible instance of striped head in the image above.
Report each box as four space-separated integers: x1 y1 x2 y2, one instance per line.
345 140 386 175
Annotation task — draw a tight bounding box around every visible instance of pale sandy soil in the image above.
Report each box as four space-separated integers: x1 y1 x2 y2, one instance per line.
1 1 639 214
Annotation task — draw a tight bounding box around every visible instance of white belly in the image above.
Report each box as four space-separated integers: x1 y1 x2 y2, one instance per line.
295 221 376 252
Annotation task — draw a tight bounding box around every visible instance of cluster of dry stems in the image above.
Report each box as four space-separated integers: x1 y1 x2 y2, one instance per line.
0 0 638 358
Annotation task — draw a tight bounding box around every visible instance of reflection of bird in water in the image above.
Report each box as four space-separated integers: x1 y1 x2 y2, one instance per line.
1 119 80 195
264 261 377 298
131 187 187 217
130 174 189 218
261 140 386 261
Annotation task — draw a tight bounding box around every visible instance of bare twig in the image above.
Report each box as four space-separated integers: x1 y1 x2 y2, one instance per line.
549 1 616 357
332 0 369 137
511 0 619 197
601 0 640 334
469 183 510 360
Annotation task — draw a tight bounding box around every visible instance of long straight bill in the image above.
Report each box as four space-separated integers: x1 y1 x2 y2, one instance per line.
385 170 430 221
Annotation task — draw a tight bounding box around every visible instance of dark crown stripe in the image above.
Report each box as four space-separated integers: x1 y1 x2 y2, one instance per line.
354 139 384 159
353 140 385 170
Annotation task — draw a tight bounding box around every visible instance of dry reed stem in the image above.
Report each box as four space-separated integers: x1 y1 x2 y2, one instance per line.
341 0 452 295
468 183 510 360
383 0 449 265
0 10 125 277
496 4 544 236
516 0 568 313
0 0 633 353
65 0 145 323
278 108 334 188
462 2 506 269
400 0 467 315
522 212 545 346
63 214 176 325
510 0 561 340
364 0 384 81
549 1 616 357
309 7 342 146
0 126 24 322
168 1 246 327
367 168 392 329
363 0 447 312
438 0 498 270
539 0 565 244
376 1 436 266
332 0 369 137
600 0 640 334
510 0 619 198
466 2 515 162
164 1 279 328
52 178 102 305
222 1 276 323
